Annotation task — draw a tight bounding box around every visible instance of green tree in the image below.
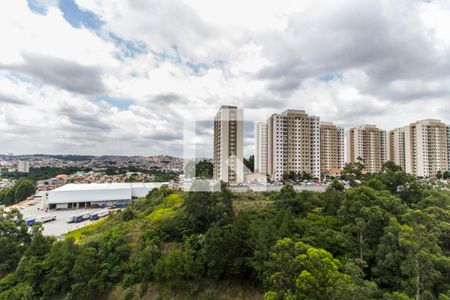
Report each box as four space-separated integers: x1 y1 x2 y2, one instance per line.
15 226 54 296
244 155 255 172
0 209 31 274
97 230 131 290
71 246 101 300
42 239 79 298
274 184 304 214
13 179 35 203
341 162 365 186
184 183 234 233
195 160 213 178
338 186 405 262
399 210 449 300
203 213 252 280
265 238 372 300
373 217 405 290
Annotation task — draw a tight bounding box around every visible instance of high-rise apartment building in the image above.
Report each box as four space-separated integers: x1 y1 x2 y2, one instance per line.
213 105 244 183
387 127 406 170
447 125 450 172
254 122 268 174
264 109 320 181
320 122 345 173
347 125 387 173
17 160 30 173
403 119 448 177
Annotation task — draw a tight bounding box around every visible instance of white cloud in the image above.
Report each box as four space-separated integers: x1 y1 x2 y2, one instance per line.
0 0 449 157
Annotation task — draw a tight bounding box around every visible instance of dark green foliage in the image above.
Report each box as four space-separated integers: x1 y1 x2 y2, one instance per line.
282 170 313 182
184 183 235 233
70 246 101 300
244 155 255 172
1 162 449 300
0 209 31 274
202 214 252 279
195 160 213 178
0 179 35 206
42 238 79 298
1 166 83 182
121 209 135 221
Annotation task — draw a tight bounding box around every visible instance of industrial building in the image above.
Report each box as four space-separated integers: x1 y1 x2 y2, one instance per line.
46 182 167 209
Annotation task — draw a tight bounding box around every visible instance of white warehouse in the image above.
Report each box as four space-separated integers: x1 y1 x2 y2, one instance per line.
46 182 168 209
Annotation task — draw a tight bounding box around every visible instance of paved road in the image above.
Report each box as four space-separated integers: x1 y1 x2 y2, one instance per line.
18 201 107 237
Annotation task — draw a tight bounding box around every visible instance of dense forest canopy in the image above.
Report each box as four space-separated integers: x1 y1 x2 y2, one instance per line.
0 162 450 299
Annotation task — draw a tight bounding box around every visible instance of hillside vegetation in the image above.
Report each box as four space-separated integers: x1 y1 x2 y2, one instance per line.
1 162 450 300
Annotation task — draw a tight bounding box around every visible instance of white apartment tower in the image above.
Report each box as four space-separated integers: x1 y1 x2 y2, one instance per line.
266 109 321 181
18 160 30 173
254 122 268 174
347 125 387 173
213 105 244 183
403 119 448 177
320 122 345 173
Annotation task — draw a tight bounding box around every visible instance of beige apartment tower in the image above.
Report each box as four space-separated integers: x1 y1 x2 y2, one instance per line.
254 122 268 174
320 122 345 173
448 125 450 171
213 105 244 183
266 109 321 181
387 127 407 170
402 119 448 177
347 125 387 173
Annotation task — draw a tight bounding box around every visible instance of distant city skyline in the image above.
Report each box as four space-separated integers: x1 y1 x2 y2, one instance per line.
1 1 450 157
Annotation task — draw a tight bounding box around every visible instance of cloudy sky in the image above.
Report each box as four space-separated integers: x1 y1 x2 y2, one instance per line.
1 0 449 157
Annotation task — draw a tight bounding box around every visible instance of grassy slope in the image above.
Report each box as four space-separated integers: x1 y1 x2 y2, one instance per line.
65 191 267 300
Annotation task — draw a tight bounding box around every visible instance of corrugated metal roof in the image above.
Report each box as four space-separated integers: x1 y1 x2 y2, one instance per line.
48 182 168 204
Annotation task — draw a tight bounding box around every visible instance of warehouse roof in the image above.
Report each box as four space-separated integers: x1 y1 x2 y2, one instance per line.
48 182 168 204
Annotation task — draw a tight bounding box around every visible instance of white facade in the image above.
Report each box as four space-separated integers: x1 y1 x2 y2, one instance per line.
254 122 268 174
47 182 167 208
18 160 30 173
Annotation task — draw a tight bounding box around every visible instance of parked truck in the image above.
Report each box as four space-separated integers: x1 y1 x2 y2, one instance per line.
36 215 56 223
25 217 38 226
67 213 90 223
89 210 108 220
25 215 56 226
114 202 128 209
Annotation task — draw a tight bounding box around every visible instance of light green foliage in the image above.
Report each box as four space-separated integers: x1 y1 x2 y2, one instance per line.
264 238 377 300
163 193 183 207
147 207 176 222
